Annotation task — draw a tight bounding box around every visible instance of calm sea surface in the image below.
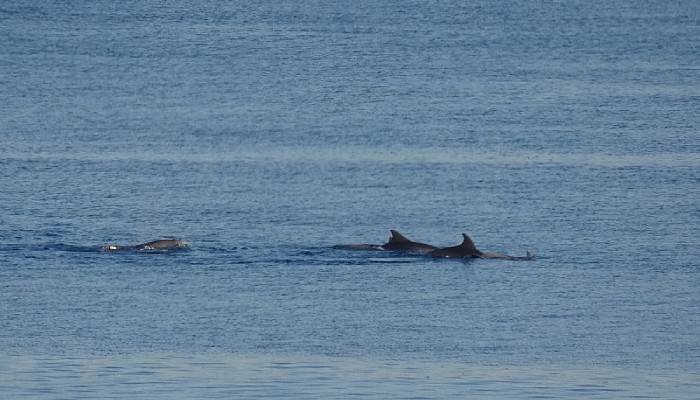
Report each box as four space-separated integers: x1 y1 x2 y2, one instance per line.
1 1 699 398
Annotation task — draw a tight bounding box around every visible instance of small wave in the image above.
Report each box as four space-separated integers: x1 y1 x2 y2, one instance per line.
0 243 101 253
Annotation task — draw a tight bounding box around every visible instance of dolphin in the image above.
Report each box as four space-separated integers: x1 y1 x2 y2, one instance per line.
333 230 437 254
429 233 533 260
102 239 190 252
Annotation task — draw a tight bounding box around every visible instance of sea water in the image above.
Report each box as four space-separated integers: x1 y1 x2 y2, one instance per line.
1 1 699 398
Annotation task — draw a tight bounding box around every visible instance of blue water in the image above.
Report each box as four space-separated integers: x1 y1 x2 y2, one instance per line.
1 1 699 398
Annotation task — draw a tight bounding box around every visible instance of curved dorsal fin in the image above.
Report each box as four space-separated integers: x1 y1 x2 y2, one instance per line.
460 233 480 254
389 230 410 243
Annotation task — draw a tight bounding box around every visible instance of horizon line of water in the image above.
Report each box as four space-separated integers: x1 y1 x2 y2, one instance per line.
3 146 698 167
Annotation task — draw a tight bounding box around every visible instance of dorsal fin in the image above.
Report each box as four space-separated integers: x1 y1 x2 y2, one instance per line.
388 230 411 243
460 233 481 254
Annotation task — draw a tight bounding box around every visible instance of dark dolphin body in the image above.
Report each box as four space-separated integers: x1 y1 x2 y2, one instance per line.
429 233 533 260
102 239 190 252
333 230 437 254
381 230 436 253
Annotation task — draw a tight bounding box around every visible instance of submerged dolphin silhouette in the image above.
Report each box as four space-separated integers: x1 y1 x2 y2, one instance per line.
101 239 190 252
429 233 533 260
333 230 437 254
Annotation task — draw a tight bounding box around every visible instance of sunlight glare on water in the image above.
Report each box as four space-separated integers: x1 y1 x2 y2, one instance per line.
2 354 699 400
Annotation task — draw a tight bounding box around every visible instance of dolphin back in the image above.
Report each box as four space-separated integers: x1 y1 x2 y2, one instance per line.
429 233 482 258
102 239 190 252
382 230 436 253
138 239 189 250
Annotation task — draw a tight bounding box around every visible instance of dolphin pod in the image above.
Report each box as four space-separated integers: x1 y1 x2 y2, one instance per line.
101 239 190 252
335 230 534 260
100 231 534 260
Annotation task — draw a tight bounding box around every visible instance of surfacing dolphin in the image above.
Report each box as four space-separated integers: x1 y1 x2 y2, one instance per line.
101 239 190 252
429 233 533 260
333 230 437 254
